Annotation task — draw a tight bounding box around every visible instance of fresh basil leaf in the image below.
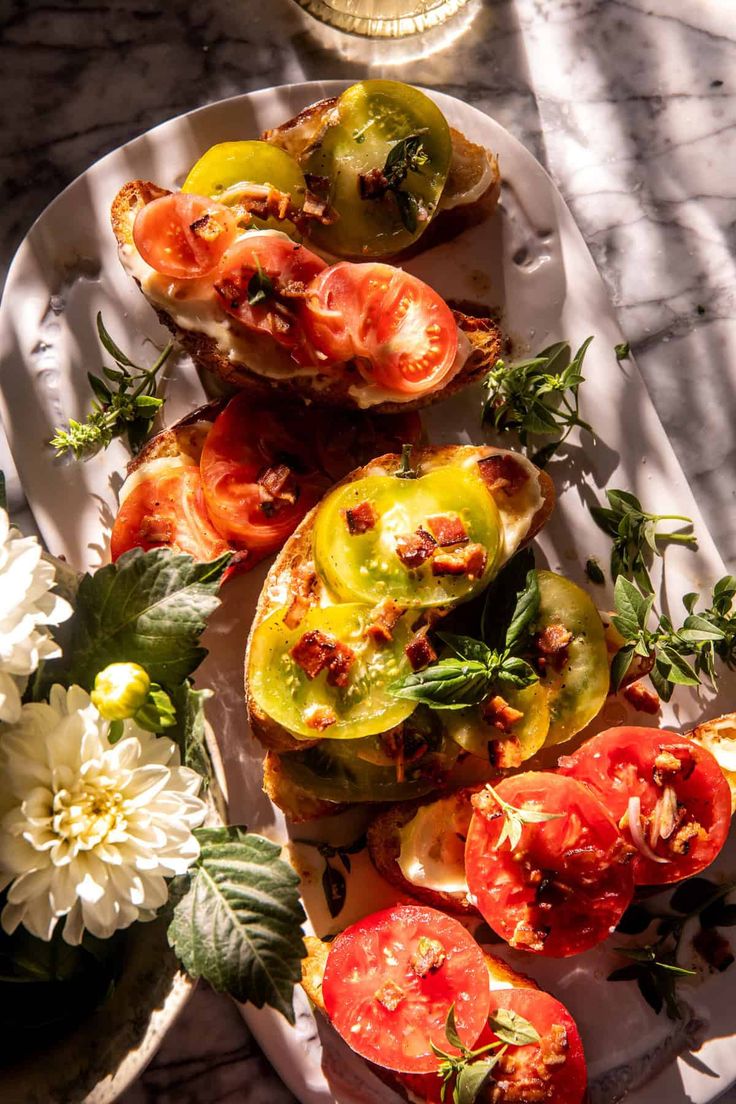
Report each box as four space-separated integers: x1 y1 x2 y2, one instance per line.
389 659 491 709
616 904 653 934
679 614 726 643
488 1007 541 1046
504 569 540 653
701 901 736 929
438 633 494 665
481 548 535 649
455 1058 499 1104
247 266 274 306
394 189 419 234
608 964 644 982
87 372 112 405
444 1003 464 1051
68 548 230 689
659 647 699 686
614 575 648 632
168 828 305 1021
498 655 538 688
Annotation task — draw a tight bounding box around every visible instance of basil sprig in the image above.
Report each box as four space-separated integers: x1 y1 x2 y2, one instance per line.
389 553 540 710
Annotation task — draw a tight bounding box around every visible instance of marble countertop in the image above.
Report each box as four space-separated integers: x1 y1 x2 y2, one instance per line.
1 0 735 1101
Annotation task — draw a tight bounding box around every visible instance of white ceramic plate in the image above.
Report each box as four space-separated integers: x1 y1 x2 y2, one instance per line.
2 82 735 1104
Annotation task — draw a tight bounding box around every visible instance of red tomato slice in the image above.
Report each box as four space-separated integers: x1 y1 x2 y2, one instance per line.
110 463 231 562
199 393 329 556
322 903 490 1073
558 726 731 885
465 773 635 957
213 233 326 353
302 262 458 395
133 193 238 279
402 987 587 1104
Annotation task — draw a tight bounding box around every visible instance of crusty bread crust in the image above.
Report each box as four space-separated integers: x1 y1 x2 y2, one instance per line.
245 444 554 764
110 180 505 413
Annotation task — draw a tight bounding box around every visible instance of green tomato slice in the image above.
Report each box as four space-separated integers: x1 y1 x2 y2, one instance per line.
183 140 306 234
535 570 610 745
276 729 457 803
303 80 452 257
313 466 501 608
443 682 551 763
248 603 416 740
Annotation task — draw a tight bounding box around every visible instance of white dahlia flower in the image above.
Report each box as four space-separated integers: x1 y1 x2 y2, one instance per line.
0 509 72 724
0 685 207 944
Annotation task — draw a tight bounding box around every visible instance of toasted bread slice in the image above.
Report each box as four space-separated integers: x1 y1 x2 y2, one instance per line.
300 933 535 1104
689 711 736 812
111 180 505 413
246 445 554 756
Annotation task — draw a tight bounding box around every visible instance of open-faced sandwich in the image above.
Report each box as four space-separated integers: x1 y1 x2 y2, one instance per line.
301 902 587 1103
111 80 504 411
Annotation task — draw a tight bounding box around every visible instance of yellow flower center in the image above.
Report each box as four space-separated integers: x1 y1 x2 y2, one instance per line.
52 778 127 849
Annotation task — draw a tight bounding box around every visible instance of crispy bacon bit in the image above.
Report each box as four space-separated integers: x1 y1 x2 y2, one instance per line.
535 623 573 659
623 681 660 715
189 212 224 241
290 629 337 679
326 641 355 688
471 787 502 821
284 565 317 629
405 628 437 671
477 453 529 497
344 500 378 535
396 528 436 569
652 748 684 786
482 694 524 734
365 598 406 644
374 979 405 1011
410 936 446 978
303 704 336 731
541 1023 569 1068
259 464 298 514
232 183 292 223
510 920 549 952
302 174 338 225
139 514 175 543
488 736 524 770
425 513 468 547
694 927 735 973
431 542 487 578
670 820 706 855
358 168 389 200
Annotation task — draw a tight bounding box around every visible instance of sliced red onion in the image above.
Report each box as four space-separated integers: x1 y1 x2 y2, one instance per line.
627 795 671 865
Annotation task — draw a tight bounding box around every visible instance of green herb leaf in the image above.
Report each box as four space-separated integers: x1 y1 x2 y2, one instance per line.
383 134 429 189
396 443 419 479
247 261 274 306
168 828 306 1021
615 342 631 361
483 783 564 852
590 488 696 591
68 548 230 689
488 1007 541 1046
455 1059 499 1104
169 683 213 786
444 1003 465 1051
503 568 540 653
610 643 636 691
133 682 177 732
389 658 493 710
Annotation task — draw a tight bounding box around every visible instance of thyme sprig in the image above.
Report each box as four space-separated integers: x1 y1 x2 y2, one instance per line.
51 313 172 459
482 783 565 852
481 337 594 466
591 489 696 593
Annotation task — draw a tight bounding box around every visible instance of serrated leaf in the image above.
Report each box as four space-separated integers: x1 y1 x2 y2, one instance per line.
168 828 306 1022
488 1007 540 1046
170 683 213 784
68 547 230 689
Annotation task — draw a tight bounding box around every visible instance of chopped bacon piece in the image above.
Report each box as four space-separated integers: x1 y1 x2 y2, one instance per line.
425 513 468 547
231 183 292 223
374 979 405 1011
471 787 502 821
139 514 176 543
190 212 226 241
290 629 337 679
623 681 660 715
482 694 524 734
405 629 437 671
358 168 389 200
326 641 355 688
431 542 487 578
344 500 378 535
540 1023 569 1068
284 565 317 629
304 704 336 731
259 463 298 512
510 920 549 952
477 453 529 497
396 528 436 569
488 736 524 770
409 936 446 978
652 748 687 787
302 174 338 225
365 598 406 644
535 623 573 657
670 820 706 855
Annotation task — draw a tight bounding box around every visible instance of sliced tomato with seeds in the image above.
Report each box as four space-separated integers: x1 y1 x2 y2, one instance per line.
199 393 328 557
213 232 326 354
110 460 231 562
465 772 635 957
322 903 490 1073
558 726 731 885
133 193 238 279
301 262 458 395
401 987 587 1104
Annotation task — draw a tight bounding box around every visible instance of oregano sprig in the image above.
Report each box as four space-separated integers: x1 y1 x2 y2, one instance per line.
481 337 594 466
431 1004 540 1103
51 312 172 458
481 783 565 852
591 489 696 593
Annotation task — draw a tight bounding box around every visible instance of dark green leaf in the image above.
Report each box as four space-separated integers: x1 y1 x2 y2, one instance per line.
615 342 630 361
444 1003 464 1051
168 828 306 1021
701 901 736 929
530 440 559 468
637 969 664 1015
614 576 647 633
481 548 535 650
96 311 137 368
679 614 726 643
616 904 653 935
438 633 494 665
68 547 230 689
389 659 491 709
659 647 699 686
394 190 419 234
610 644 636 691
455 1059 499 1104
488 1007 540 1046
608 964 643 982
87 373 112 405
383 134 428 188
247 265 274 306
169 684 213 785
504 569 540 653
498 655 538 688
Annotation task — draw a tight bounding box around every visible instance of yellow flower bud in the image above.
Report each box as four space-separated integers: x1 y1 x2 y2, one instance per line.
91 662 151 721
